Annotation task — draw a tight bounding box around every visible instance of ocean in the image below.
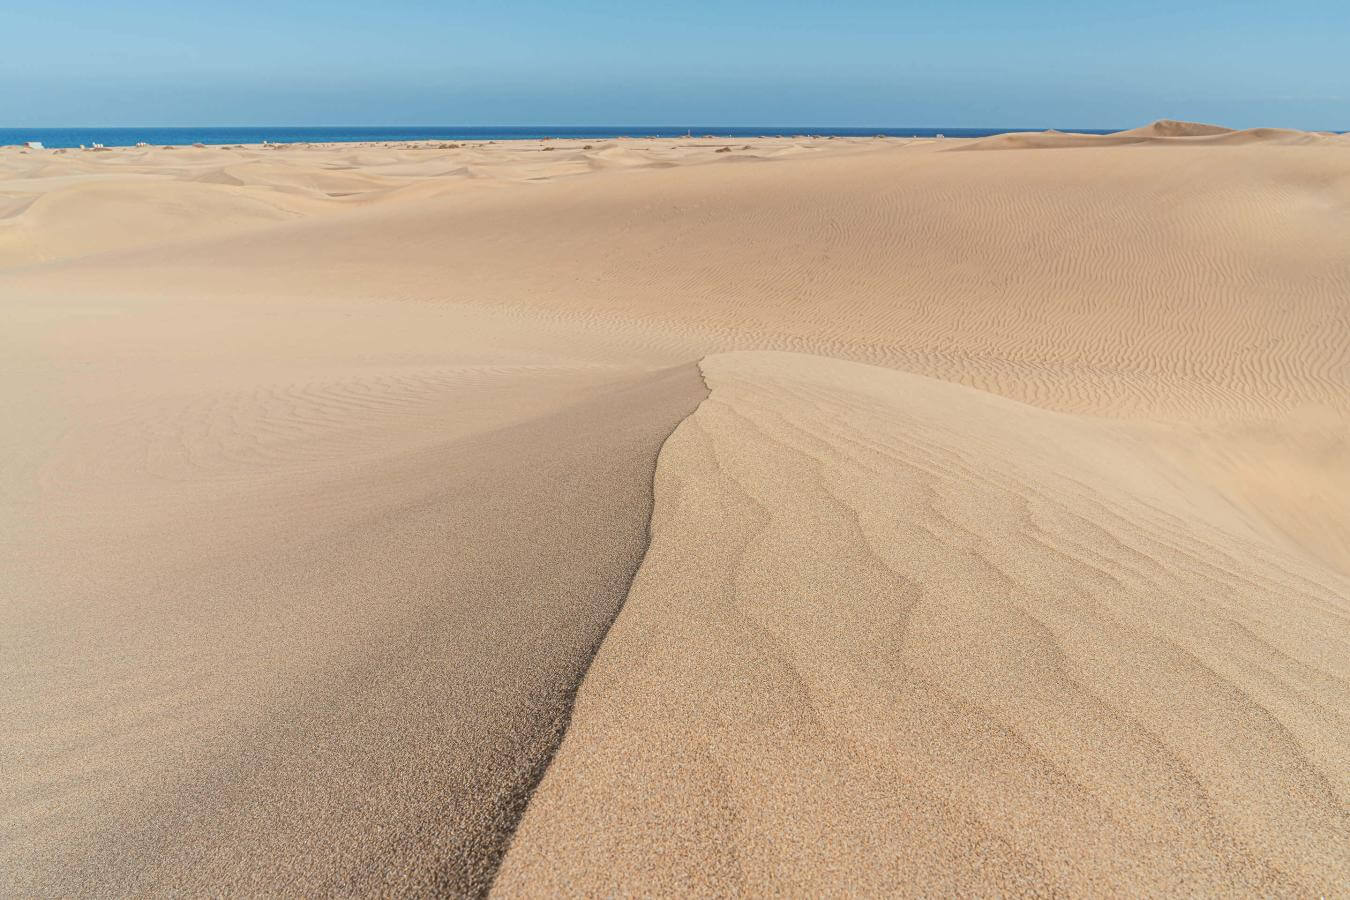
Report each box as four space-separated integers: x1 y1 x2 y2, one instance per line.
0 125 1118 149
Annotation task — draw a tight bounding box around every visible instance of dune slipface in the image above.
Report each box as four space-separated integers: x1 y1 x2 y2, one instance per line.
2 363 706 896
494 351 1350 896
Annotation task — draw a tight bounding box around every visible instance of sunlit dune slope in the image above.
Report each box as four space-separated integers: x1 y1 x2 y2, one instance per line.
495 350 1350 897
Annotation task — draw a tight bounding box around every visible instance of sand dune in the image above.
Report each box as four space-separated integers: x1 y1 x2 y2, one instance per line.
2 125 1348 894
4 355 704 896
962 118 1338 150
0 179 330 265
1123 118 1236 137
495 351 1350 896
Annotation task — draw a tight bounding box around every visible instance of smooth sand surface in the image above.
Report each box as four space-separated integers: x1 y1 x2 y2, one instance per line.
5 358 706 896
2 122 1348 894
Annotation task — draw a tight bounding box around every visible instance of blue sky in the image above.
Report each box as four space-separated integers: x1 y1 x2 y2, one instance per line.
3 0 1346 128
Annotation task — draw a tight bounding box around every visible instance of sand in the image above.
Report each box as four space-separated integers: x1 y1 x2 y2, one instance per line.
496 352 1350 895
4 358 705 896
2 122 1348 894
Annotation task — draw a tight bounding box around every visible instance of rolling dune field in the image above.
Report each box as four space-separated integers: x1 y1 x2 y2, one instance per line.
2 122 1348 895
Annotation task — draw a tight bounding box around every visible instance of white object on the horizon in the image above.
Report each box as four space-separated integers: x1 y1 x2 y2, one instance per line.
136 142 148 147
25 141 43 149
936 133 945 139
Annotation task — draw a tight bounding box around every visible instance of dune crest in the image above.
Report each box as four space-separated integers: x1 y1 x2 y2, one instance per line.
495 351 1350 896
1123 118 1235 137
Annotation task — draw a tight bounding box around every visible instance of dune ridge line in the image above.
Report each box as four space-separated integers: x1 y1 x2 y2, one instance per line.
486 359 716 894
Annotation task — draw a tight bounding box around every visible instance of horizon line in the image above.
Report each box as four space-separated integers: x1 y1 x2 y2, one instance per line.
7 123 1125 131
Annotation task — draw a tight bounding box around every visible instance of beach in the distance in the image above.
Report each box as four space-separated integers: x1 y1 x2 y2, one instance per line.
3 120 1348 895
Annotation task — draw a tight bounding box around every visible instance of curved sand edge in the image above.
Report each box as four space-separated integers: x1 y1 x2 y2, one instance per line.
493 350 1350 896
3 364 707 897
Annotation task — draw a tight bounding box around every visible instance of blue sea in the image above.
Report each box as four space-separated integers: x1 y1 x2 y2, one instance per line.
0 125 1118 149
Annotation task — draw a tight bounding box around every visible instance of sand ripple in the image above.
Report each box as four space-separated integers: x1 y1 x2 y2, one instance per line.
496 351 1350 896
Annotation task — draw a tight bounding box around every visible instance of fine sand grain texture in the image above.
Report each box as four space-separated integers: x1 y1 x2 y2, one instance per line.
2 122 1349 895
494 351 1350 897
3 363 705 896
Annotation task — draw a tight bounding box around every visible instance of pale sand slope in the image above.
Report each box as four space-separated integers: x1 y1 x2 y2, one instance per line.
496 351 1350 896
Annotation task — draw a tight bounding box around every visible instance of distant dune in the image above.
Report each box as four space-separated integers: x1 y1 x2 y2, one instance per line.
2 126 1347 895
1124 118 1236 137
959 118 1337 150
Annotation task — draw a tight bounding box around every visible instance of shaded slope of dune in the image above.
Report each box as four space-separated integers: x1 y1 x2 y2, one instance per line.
2 364 706 897
494 351 1350 897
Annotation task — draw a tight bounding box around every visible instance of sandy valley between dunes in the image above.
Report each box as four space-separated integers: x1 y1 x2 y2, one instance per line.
2 122 1348 895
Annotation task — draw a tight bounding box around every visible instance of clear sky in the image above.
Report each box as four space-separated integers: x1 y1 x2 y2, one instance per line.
3 0 1346 129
